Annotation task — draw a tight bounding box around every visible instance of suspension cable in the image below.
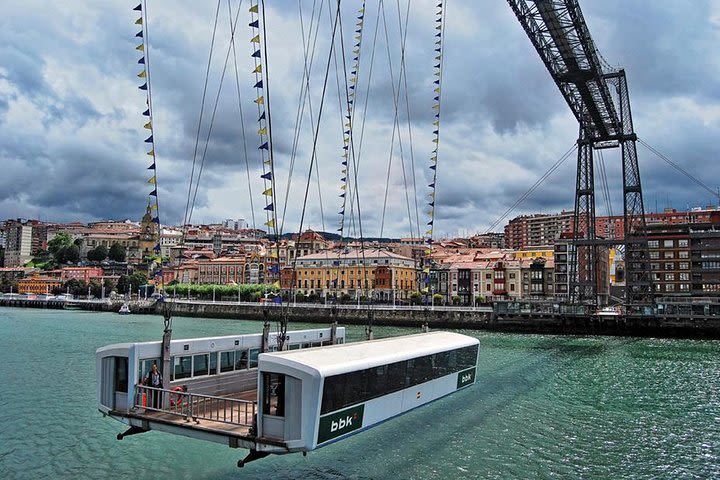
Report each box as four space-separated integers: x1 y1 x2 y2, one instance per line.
485 143 577 234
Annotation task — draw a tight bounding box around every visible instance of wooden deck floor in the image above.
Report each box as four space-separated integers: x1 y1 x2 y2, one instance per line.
128 388 258 439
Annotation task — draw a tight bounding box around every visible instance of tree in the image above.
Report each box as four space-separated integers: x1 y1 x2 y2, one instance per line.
48 233 72 255
63 244 80 264
108 243 126 262
128 272 148 294
64 278 87 297
409 292 423 305
432 293 444 305
87 245 108 262
104 278 116 295
116 275 129 294
89 278 103 298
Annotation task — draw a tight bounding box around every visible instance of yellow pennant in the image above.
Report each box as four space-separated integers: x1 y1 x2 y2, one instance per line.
250 34 260 43
432 138 439 143
249 4 258 13
138 70 146 78
147 175 157 184
425 229 433 235
150 203 158 210
434 87 441 93
135 17 143 25
355 35 361 41
344 122 351 128
147 149 154 156
258 127 267 135
340 184 347 191
253 64 262 74
136 43 144 51
341 169 347 174
433 120 440 126
342 153 348 159
272 281 281 289
254 96 264 105
265 218 275 228
433 104 440 110
435 55 442 61
428 191 436 198
430 156 437 162
423 268 430 274
143 122 152 130
263 158 271 165
262 188 272 196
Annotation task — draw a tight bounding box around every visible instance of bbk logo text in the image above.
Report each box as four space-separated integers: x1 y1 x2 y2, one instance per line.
318 404 365 444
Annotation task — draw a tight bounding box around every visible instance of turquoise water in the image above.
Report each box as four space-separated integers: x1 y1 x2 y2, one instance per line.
0 307 719 479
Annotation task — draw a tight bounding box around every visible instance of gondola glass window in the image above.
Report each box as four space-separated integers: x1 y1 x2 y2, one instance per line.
174 356 192 380
114 357 128 393
263 373 285 417
321 344 478 414
193 354 209 376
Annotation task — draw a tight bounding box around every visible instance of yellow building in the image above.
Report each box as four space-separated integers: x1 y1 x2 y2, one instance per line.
288 248 417 301
18 275 63 294
511 246 554 260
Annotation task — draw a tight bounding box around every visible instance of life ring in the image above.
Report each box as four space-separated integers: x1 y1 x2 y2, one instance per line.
170 386 185 408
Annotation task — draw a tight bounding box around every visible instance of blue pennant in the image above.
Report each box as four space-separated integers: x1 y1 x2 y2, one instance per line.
143 109 150 116
261 172 272 180
147 163 156 170
138 57 145 64
249 20 259 28
144 135 153 143
258 111 266 121
264 203 274 211
136 31 143 38
253 80 263 88
258 142 269 150
139 83 147 90
133 4 142 11
251 50 261 58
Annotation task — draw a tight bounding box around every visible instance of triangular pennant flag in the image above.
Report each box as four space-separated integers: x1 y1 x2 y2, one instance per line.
264 203 274 211
341 160 347 165
147 175 157 184
147 163 156 170
149 189 157 196
136 31 143 38
338 210 345 215
250 34 260 43
261 172 272 180
258 127 267 135
144 135 153 143
258 111 266 121
143 109 150 116
254 96 264 104
249 20 259 28
426 229 433 235
150 203 158 210
133 4 142 11
340 177 346 182
144 122 152 129
432 138 439 143
258 142 269 150
430 164 437 170
429 182 435 188
253 80 263 89
262 187 272 196
434 79 440 85
251 49 261 58
135 17 143 25
263 158 271 165
138 70 146 78
339 193 345 198
253 64 262 74
249 4 259 13
136 43 144 51
264 218 275 228
138 57 145 64
340 184 347 191
427 220 434 226
147 149 155 156
434 87 441 93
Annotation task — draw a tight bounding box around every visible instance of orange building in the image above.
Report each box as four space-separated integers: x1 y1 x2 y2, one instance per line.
18 275 63 294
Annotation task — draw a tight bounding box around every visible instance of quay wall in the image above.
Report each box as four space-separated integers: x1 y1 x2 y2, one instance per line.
2 298 720 339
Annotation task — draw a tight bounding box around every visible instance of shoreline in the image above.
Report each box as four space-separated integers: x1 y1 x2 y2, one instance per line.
3 297 720 339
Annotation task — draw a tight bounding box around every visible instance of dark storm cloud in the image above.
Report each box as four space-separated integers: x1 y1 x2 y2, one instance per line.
1 1 718 236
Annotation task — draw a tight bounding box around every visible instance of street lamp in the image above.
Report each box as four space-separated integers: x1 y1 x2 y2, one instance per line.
213 285 216 303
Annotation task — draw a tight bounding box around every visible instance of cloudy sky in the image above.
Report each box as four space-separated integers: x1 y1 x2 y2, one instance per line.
2 1 720 238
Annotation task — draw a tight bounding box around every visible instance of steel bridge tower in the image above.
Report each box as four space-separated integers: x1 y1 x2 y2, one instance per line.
507 0 653 308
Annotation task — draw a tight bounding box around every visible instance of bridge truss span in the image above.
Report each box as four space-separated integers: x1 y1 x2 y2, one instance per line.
507 0 653 308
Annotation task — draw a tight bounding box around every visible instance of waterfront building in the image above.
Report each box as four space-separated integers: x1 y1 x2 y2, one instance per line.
196 253 268 285
0 267 36 283
4 219 34 267
504 211 574 250
17 274 63 294
61 266 104 283
285 248 417 301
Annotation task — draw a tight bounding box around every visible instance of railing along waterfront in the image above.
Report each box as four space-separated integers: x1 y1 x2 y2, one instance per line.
133 385 256 427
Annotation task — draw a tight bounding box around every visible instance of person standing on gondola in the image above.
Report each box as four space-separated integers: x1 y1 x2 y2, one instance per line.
145 363 163 409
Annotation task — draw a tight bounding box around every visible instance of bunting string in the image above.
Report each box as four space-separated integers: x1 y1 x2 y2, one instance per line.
134 1 162 259
250 1 280 287
422 1 446 293
337 2 366 237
